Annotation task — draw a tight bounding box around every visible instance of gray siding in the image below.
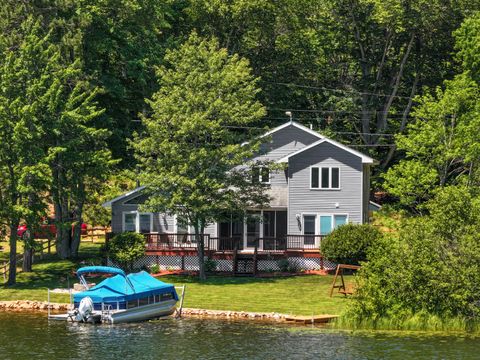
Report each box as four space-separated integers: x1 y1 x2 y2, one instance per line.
287 142 363 234
252 124 320 187
110 191 216 236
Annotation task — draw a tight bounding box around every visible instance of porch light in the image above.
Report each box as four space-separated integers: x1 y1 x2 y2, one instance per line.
335 202 340 208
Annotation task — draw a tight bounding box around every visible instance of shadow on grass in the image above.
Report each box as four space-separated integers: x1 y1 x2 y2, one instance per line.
1 242 104 291
158 274 331 286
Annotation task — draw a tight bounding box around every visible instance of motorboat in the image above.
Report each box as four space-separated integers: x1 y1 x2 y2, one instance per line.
53 266 181 324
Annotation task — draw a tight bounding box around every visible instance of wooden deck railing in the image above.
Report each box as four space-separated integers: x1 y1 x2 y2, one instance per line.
138 233 324 253
145 233 210 250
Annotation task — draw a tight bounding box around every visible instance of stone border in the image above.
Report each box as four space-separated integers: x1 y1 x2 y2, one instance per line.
180 308 286 322
0 300 72 312
0 301 337 325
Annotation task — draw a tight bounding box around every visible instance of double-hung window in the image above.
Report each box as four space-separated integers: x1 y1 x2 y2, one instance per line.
123 212 152 233
311 167 340 189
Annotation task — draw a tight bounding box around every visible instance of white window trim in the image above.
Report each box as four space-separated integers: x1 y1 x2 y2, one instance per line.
310 166 341 190
259 166 271 184
301 213 350 235
122 211 153 233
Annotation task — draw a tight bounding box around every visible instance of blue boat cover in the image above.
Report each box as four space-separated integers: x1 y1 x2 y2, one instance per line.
73 271 178 304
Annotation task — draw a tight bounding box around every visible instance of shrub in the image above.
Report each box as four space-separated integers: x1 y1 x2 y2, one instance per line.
108 232 146 271
204 258 217 273
347 186 480 328
277 259 289 272
321 224 383 265
150 264 160 274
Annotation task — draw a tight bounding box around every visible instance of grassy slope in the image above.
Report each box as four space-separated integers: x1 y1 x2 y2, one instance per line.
0 241 103 303
160 274 349 316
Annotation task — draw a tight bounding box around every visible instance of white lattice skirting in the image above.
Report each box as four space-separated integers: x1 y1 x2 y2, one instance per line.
109 256 337 272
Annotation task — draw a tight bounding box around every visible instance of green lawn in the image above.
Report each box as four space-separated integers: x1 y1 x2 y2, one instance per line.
0 241 104 303
159 274 350 316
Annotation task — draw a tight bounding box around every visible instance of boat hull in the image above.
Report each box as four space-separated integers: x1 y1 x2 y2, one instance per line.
106 300 177 324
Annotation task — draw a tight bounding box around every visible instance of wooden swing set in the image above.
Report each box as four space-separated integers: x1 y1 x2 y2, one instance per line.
329 264 360 297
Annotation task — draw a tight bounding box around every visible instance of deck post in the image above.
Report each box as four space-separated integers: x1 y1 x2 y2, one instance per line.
253 241 258 276
233 239 238 275
181 255 185 270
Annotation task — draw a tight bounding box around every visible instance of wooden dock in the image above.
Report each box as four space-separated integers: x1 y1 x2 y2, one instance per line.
284 314 339 324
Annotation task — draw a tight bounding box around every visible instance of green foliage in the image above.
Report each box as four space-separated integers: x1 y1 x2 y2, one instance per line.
83 169 137 226
347 186 480 326
384 69 480 210
150 264 160 274
108 232 146 271
321 224 383 265
204 258 217 273
277 259 290 273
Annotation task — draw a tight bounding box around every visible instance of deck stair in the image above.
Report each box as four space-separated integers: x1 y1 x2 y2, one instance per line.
233 245 259 276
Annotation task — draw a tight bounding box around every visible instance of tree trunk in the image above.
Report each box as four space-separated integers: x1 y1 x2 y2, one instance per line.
195 219 206 281
7 221 19 286
22 246 33 273
70 183 85 258
55 199 72 259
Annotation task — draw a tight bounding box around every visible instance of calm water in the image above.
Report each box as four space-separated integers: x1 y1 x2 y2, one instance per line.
0 312 479 359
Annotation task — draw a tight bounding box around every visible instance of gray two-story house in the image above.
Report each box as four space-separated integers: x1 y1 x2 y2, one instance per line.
103 121 374 271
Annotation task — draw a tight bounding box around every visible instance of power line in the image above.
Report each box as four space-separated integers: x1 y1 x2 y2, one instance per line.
262 81 414 100
267 108 411 115
349 144 395 147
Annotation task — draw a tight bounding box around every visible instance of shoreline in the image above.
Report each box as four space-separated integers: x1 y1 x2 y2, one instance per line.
0 300 337 324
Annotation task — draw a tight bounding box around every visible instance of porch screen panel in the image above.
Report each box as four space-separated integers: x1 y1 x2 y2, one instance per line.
139 214 151 233
275 211 287 239
246 211 260 248
263 211 275 238
320 216 332 235
124 213 136 232
275 211 287 251
232 219 244 250
263 211 276 250
219 222 231 237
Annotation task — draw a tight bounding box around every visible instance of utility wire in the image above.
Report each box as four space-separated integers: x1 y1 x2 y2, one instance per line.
262 81 414 100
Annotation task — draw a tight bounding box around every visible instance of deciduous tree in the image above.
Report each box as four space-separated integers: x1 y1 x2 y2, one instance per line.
134 33 269 280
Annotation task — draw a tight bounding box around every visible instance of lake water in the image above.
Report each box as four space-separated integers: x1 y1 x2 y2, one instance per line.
0 312 478 359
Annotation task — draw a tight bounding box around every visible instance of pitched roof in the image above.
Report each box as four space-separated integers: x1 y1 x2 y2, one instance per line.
277 138 375 164
261 120 325 140
102 186 145 207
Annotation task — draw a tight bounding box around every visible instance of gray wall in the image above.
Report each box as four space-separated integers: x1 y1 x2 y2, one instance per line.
287 141 363 234
252 124 320 187
111 191 217 236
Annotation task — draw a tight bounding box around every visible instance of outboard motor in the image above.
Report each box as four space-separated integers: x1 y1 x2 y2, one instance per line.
76 296 94 323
